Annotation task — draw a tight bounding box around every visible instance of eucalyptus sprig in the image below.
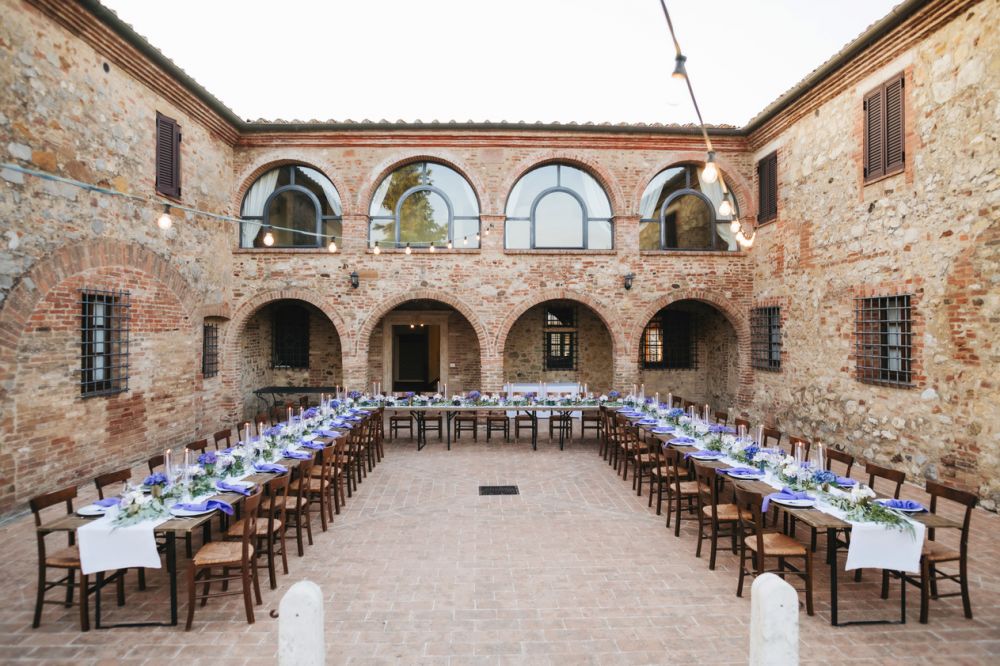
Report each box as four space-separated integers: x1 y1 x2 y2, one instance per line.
827 495 915 536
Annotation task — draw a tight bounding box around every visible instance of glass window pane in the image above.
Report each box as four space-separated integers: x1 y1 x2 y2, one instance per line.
453 218 480 248
369 218 392 246
715 220 738 251
295 167 342 216
663 193 713 249
267 190 318 246
399 190 449 244
559 166 611 218
505 218 530 249
639 220 661 250
371 163 423 217
639 166 685 220
535 191 583 248
322 217 342 244
424 164 479 217
587 219 613 249
506 165 557 217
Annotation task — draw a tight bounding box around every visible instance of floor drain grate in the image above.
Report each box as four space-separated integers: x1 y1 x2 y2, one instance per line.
479 485 519 496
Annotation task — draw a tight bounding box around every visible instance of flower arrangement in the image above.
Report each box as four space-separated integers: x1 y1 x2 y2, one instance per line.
827 484 914 534
466 390 481 403
113 486 169 526
143 472 169 497
198 451 217 476
347 390 362 400
303 407 318 419
608 390 620 400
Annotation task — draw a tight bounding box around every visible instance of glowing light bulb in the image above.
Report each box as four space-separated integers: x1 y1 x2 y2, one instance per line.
429 244 436 253
702 153 719 184
447 239 453 249
328 239 337 253
463 236 468 246
475 232 481 242
156 208 172 230
410 323 415 329
730 218 741 233
263 231 275 246
373 243 381 255
405 243 412 255
719 199 733 217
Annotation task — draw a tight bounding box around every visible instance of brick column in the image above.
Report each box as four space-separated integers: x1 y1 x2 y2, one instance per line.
614 214 641 256
341 352 368 392
480 352 504 392
340 214 369 252
479 214 505 256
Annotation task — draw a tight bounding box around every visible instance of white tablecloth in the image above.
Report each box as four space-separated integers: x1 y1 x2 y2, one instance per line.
77 508 169 575
506 383 581 418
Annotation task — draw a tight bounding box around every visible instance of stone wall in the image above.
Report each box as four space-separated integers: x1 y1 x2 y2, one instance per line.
746 0 1000 506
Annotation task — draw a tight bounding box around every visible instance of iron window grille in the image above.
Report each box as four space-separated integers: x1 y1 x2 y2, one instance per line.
80 289 130 397
272 304 310 369
640 310 697 369
751 306 782 371
544 305 578 370
202 322 219 378
855 294 913 387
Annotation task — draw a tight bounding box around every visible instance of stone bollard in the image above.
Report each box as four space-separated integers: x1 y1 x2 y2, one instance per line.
279 581 325 666
749 573 799 666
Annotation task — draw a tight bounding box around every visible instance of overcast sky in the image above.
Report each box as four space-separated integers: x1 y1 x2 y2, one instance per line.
101 0 900 126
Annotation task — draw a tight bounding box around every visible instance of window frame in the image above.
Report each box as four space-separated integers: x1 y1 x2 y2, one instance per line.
854 294 913 387
751 306 782 371
863 72 905 184
756 152 778 224
239 166 343 249
155 112 181 199
543 304 578 370
639 164 735 251
640 309 697 370
202 322 219 378
80 289 131 398
271 304 310 369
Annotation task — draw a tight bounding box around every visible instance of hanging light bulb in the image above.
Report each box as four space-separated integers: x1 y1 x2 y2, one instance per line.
410 323 415 329
327 239 337 253
429 243 436 253
672 54 687 79
475 232 481 242
262 229 275 246
462 236 468 246
156 204 172 230
447 239 453 250
702 151 719 183
730 218 741 233
484 226 490 236
373 242 381 255
719 198 733 217
405 243 412 255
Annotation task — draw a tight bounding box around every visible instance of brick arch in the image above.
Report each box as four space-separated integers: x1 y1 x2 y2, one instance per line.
225 289 350 352
630 152 756 222
628 288 753 405
496 153 627 218
354 289 493 357
354 153 488 219
495 289 625 360
231 156 354 218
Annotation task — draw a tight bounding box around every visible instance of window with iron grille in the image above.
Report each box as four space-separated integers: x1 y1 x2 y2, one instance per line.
543 305 577 370
80 289 130 397
641 310 696 369
202 322 219 377
855 295 912 387
272 304 310 369
751 307 782 371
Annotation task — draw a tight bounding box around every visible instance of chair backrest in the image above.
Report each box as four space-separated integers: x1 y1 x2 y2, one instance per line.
263 474 289 533
662 447 686 488
762 427 782 448
240 489 263 561
645 435 665 466
94 468 130 499
734 417 751 433
299 396 310 408
30 485 77 555
255 413 270 431
671 395 684 408
291 456 315 504
733 483 765 550
692 461 720 520
714 411 729 426
825 448 855 478
148 453 165 474
788 435 811 459
213 429 231 450
925 480 977 547
270 405 285 423
682 400 697 410
186 438 208 453
236 421 252 441
866 461 905 499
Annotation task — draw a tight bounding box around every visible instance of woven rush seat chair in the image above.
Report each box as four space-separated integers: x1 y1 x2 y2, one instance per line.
292 447 337 532
761 427 782 449
514 411 536 441
265 456 314 557
419 409 443 441
734 483 814 615
186 438 209 453
389 412 413 440
647 436 688 515
185 488 263 630
692 461 751 570
714 411 729 425
486 410 510 441
662 447 708 536
226 475 288 590
548 411 572 442
455 410 481 440
733 417 751 434
213 428 232 450
580 408 602 441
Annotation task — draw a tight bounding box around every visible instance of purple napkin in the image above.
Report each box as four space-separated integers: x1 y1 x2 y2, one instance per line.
173 499 234 515
721 467 762 476
835 476 857 487
668 436 696 445
317 429 341 438
877 499 926 512
216 480 252 496
254 462 288 474
300 439 325 450
94 497 120 508
282 449 312 460
684 449 724 460
762 488 813 512
710 424 737 434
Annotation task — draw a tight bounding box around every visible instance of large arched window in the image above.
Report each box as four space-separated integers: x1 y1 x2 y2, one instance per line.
368 162 480 249
239 165 342 248
505 164 613 250
639 164 738 251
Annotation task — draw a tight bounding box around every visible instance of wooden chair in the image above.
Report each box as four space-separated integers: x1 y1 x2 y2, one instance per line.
662 447 705 537
761 427 782 449
236 421 253 441
94 468 130 499
787 435 811 459
514 412 536 442
372 407 386 463
419 410 443 442
486 411 510 441
692 462 749 570
213 428 232 450
185 488 263 631
734 417 750 434
548 412 572 442
866 461 905 498
147 454 165 474
580 410 602 441
671 395 684 408
389 413 413 440
825 448 855 478
226 475 288 590
295 447 335 532
881 480 977 623
733 484 814 615
646 435 687 515
602 407 621 464
269 405 285 425
255 412 271 430
455 411 481 440
186 438 209 453
268 457 314 557
714 411 729 426
30 486 125 631
623 423 654 494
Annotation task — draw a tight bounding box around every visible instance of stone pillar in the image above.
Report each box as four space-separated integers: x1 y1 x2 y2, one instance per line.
341 352 368 392
479 214 505 256
614 214 641 256
749 573 799 666
613 352 640 394
480 352 504 392
279 581 324 666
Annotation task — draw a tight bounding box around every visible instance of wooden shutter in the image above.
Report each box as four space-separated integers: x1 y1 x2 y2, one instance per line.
757 152 777 223
884 74 905 175
863 87 884 182
155 112 181 198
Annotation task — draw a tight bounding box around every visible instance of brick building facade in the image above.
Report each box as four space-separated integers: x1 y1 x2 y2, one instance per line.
0 0 997 514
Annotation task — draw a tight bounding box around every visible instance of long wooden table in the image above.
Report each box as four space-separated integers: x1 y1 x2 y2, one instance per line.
37 434 344 628
379 404 603 451
641 423 960 626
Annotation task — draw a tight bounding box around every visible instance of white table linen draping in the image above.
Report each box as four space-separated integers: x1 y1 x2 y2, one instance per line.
77 509 170 574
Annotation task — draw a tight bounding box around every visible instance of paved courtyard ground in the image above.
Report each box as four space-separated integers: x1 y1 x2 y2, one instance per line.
1 435 998 664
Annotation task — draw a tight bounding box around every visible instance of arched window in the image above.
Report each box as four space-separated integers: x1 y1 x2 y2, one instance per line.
239 165 342 248
639 164 738 251
368 162 480 249
505 164 613 250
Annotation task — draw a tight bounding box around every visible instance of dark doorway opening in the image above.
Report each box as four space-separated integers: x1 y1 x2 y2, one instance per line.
393 325 436 392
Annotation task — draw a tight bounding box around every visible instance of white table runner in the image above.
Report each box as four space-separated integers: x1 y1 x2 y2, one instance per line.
77 508 170 575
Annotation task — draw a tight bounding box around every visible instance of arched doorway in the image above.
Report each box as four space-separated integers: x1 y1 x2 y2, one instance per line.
502 299 613 392
366 299 482 393
236 298 343 416
637 300 739 409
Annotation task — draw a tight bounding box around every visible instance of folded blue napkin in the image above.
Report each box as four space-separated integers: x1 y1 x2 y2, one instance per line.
300 439 325 450
668 436 696 445
637 419 657 425
216 480 252 496
684 449 724 460
173 499 234 515
317 429 341 438
254 462 288 474
763 488 813 512
282 449 312 460
877 499 926 512
94 497 120 507
835 476 857 487
709 424 737 434
721 467 762 476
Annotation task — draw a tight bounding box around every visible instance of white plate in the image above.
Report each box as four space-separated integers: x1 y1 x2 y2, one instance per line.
772 498 816 508
219 480 254 490
689 453 723 460
169 506 214 517
77 505 109 517
728 472 764 480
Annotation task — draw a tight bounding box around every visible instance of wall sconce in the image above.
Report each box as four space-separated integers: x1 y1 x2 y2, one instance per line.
349 271 359 289
623 273 635 291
